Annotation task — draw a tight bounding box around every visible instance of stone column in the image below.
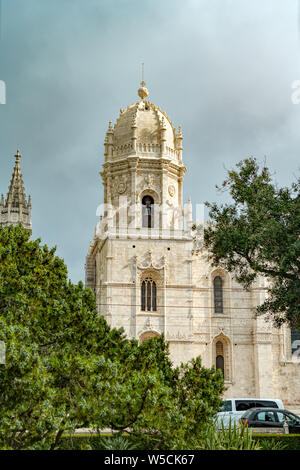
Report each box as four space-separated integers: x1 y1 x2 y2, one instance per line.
253 280 274 396
161 164 169 231
160 117 167 156
107 121 114 159
176 125 183 164
129 159 138 230
105 240 114 326
253 331 274 396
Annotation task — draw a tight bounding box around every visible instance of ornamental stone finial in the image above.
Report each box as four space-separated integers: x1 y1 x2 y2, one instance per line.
138 63 149 99
138 81 149 100
161 116 166 129
15 149 21 161
131 113 137 127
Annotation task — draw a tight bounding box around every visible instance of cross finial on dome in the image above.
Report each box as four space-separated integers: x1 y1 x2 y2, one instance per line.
138 81 149 100
138 62 149 99
15 149 21 161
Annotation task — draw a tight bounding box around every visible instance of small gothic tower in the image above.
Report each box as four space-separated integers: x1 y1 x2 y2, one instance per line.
0 150 32 231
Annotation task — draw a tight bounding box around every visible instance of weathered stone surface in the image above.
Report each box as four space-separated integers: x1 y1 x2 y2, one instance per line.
86 82 300 415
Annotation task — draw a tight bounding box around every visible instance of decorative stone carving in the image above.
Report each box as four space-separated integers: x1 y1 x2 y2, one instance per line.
192 224 204 253
138 330 161 343
166 330 191 341
214 327 231 339
135 250 166 271
168 184 175 197
118 180 127 194
144 174 155 187
112 175 128 196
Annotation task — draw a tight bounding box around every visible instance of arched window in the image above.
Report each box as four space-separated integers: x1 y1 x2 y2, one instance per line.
291 329 300 356
141 278 157 311
139 331 160 344
214 276 223 314
216 341 224 377
142 195 154 228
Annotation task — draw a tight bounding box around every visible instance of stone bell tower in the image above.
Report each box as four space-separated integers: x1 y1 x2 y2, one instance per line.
86 82 195 361
0 150 32 231
99 80 187 234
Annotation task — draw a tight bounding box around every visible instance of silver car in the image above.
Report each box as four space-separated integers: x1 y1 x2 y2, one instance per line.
216 398 284 429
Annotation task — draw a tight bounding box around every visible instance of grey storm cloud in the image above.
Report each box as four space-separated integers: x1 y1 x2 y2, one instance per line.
0 0 300 282
299 0 300 36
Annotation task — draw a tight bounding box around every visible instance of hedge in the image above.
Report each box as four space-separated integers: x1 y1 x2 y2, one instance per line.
252 434 300 451
57 433 300 450
58 434 113 450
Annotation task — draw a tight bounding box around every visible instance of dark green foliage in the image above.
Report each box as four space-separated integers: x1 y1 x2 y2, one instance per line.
58 434 137 450
58 434 139 450
252 434 300 451
204 157 300 329
0 225 128 449
98 435 137 451
0 225 224 450
190 421 261 450
59 432 300 451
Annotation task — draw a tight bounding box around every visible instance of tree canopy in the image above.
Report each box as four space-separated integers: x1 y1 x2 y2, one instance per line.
0 225 224 450
204 157 300 329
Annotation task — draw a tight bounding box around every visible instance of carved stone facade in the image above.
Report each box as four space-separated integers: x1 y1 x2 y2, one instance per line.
86 83 300 414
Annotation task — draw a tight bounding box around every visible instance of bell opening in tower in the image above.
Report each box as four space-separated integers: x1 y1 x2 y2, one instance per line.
142 195 154 228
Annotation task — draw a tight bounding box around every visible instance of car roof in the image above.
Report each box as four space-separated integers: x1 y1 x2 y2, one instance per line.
246 408 291 412
225 398 282 401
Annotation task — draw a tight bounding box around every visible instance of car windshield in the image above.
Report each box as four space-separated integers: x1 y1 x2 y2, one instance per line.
287 412 300 422
277 411 300 424
241 410 253 418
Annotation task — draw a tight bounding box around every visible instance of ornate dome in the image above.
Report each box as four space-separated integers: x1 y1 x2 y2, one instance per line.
104 83 183 164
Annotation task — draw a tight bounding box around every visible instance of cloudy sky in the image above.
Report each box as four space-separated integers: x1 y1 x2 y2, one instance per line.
0 0 300 282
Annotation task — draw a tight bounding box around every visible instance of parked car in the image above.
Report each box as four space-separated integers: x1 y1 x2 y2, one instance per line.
216 398 284 429
239 408 300 434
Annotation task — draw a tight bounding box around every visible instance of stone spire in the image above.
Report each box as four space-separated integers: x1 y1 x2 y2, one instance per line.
0 150 32 231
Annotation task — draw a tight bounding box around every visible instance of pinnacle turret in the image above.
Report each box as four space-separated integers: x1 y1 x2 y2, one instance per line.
0 150 32 231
